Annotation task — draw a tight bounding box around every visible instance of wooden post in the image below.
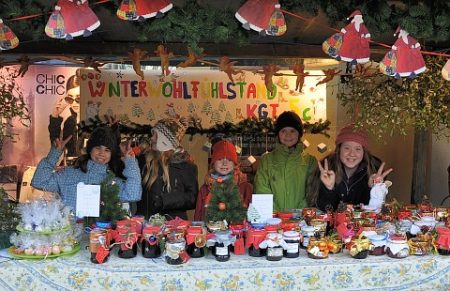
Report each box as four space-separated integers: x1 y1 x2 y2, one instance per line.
411 128 429 204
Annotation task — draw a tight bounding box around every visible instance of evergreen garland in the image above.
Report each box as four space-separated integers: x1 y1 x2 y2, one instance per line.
1 1 449 52
205 177 246 224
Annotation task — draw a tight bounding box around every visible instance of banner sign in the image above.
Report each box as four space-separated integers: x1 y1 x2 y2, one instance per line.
79 68 326 126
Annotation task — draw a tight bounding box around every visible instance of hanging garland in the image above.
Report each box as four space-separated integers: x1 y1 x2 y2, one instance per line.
338 56 450 139
79 115 331 139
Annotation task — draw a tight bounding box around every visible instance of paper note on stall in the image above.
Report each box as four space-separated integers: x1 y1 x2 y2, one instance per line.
76 182 100 217
251 194 273 223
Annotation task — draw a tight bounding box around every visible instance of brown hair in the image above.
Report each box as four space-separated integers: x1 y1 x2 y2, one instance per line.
141 148 174 193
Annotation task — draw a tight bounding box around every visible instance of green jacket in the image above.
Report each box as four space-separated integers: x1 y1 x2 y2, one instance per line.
254 143 316 212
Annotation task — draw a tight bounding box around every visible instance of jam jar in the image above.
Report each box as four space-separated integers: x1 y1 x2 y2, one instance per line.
386 234 409 258
142 224 162 258
207 230 235 262
89 228 109 264
368 234 387 256
116 219 138 259
301 225 315 249
246 228 267 257
283 231 300 258
165 236 189 265
185 226 206 258
436 227 450 255
260 233 285 261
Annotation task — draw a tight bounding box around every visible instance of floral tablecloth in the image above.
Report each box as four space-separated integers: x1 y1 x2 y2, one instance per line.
0 247 448 291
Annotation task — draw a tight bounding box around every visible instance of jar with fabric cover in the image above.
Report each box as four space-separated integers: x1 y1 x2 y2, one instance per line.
367 233 387 256
165 234 189 265
206 230 235 262
259 232 287 261
348 235 372 259
301 225 315 249
246 228 267 257
386 233 409 258
115 219 138 259
89 228 109 264
142 224 162 258
282 231 300 258
185 225 206 258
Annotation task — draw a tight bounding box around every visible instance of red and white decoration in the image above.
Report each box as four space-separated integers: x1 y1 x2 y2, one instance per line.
117 0 173 21
380 27 426 78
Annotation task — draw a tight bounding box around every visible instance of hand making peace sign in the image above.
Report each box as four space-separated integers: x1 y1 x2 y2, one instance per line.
317 158 336 191
53 131 72 152
368 162 393 187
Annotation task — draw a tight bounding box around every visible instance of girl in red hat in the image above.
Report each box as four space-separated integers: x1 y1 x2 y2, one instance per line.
307 124 393 211
194 140 252 221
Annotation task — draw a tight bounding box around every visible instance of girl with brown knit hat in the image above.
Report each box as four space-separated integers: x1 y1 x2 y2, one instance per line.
136 118 198 220
308 124 393 211
194 139 253 221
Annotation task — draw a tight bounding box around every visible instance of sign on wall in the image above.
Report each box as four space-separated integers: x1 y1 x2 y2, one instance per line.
79 68 326 126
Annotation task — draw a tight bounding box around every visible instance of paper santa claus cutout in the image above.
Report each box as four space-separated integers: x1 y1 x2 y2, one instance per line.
322 10 371 64
46 0 100 40
117 0 173 21
235 0 286 36
380 27 426 78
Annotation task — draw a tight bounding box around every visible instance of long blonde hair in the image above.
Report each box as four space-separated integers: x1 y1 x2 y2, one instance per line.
141 148 174 193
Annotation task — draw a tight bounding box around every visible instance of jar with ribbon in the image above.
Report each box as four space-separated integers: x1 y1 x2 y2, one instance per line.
348 235 372 259
141 224 162 258
282 231 300 258
165 234 189 265
367 233 387 256
115 219 138 259
246 228 267 257
310 218 327 238
306 237 329 259
259 232 287 261
436 227 450 255
386 233 409 258
408 233 433 256
229 223 245 255
302 208 317 224
89 228 110 264
185 225 206 258
206 230 235 262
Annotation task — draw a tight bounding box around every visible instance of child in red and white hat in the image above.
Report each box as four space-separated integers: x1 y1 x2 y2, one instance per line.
194 140 253 221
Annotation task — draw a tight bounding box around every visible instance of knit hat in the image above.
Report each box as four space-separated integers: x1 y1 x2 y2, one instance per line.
211 140 238 165
274 111 304 137
87 126 118 155
152 118 188 152
335 123 369 149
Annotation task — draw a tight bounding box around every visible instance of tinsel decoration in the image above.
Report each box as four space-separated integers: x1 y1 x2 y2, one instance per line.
441 59 450 81
380 27 426 78
45 6 66 39
266 4 286 36
235 0 280 35
0 19 19 50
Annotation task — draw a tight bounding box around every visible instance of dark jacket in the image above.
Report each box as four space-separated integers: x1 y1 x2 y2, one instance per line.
316 156 381 211
48 108 78 157
136 151 198 220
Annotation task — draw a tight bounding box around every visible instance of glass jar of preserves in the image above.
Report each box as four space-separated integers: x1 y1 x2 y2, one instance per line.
300 225 315 249
246 228 267 257
207 230 234 262
185 226 206 258
165 236 189 265
368 234 387 256
386 234 409 259
116 219 138 259
89 228 109 264
142 224 162 258
282 231 300 258
259 233 286 261
436 227 450 256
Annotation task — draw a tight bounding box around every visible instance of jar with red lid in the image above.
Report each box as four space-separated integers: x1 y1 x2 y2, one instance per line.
89 228 109 264
115 219 138 259
142 224 162 258
185 226 206 258
246 228 267 257
436 227 450 255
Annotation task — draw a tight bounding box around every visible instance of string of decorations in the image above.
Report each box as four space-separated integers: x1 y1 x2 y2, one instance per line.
78 115 331 139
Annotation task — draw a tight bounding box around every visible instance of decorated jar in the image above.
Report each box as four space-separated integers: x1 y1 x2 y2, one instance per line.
410 216 437 235
89 228 109 264
436 227 450 255
165 236 189 265
306 237 329 259
310 218 327 238
302 208 317 222
397 209 412 221
301 225 316 249
115 219 138 259
348 236 372 259
386 234 409 259
246 228 267 257
130 215 145 236
207 230 235 262
408 236 432 256
282 231 300 258
367 234 387 256
435 207 449 222
259 232 287 261
141 224 162 258
185 226 206 258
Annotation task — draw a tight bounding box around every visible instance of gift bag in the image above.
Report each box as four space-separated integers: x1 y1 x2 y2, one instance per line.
322 33 343 58
379 50 398 76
